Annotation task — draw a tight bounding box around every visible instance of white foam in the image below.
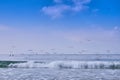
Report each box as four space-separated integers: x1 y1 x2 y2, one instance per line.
8 61 120 69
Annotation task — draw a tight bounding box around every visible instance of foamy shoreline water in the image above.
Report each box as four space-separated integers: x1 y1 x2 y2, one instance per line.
8 61 120 69
0 54 120 69
1 54 120 80
1 68 120 80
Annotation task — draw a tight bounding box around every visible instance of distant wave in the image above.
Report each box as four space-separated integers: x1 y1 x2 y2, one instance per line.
8 61 120 69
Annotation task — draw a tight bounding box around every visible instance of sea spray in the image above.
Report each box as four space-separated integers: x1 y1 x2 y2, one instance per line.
8 61 120 69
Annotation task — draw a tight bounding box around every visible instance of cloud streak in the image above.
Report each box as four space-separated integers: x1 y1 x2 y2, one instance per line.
41 0 91 18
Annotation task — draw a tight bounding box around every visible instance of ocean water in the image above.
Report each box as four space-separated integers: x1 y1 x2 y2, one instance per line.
0 54 120 80
0 68 120 80
0 54 120 61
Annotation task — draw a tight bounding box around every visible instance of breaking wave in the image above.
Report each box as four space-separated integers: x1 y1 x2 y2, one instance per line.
8 61 120 69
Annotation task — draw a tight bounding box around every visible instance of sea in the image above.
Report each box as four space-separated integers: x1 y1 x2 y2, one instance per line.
0 54 120 80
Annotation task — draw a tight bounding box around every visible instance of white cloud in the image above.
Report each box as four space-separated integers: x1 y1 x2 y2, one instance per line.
72 0 91 12
42 4 70 18
114 26 120 31
41 0 91 18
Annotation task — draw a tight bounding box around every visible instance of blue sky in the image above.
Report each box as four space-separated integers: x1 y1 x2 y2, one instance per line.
0 0 120 54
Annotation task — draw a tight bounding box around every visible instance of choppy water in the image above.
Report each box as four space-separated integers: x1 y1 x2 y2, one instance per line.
8 61 120 69
0 68 120 80
0 54 120 80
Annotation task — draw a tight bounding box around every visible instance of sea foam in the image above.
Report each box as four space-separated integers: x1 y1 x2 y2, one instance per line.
8 61 120 69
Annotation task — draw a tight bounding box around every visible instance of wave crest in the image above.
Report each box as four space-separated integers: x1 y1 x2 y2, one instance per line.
8 61 120 69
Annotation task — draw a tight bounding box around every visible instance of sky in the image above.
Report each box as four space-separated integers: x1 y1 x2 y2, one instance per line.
0 0 120 54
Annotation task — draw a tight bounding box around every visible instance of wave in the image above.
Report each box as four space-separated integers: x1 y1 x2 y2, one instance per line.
0 61 25 68
8 61 120 69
